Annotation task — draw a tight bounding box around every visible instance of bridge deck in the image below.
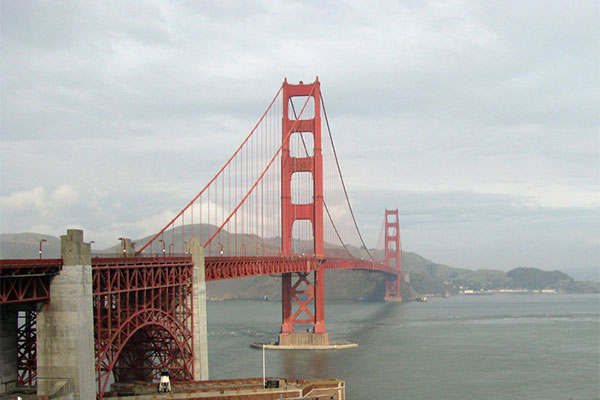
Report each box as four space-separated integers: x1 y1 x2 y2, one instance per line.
1 255 396 305
0 259 63 304
205 256 396 280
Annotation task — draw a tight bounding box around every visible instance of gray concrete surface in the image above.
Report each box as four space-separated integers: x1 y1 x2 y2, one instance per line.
0 309 17 394
117 238 135 257
36 229 95 399
188 238 209 381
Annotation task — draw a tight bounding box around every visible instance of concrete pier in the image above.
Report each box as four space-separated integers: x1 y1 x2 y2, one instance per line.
255 332 357 350
278 332 330 346
0 309 17 394
187 238 209 380
36 229 95 399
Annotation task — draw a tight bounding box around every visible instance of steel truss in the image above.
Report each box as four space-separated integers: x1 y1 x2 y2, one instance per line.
0 259 62 304
385 275 401 299
17 310 37 386
205 256 398 281
284 272 315 324
92 256 195 399
1 259 61 388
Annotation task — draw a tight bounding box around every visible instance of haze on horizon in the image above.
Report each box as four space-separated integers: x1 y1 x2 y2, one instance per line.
0 1 598 280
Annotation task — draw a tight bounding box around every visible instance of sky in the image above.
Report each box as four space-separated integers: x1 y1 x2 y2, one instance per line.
1 1 598 279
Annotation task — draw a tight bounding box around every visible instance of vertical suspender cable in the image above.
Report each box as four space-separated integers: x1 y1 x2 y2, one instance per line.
320 90 376 262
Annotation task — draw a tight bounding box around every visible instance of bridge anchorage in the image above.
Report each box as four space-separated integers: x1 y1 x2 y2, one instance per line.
1 231 209 399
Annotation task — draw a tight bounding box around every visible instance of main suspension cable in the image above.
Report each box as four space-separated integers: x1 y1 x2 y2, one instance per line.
138 84 284 254
320 89 376 262
204 85 317 248
375 218 385 252
289 100 354 259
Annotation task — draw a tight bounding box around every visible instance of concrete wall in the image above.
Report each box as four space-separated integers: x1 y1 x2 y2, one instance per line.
0 309 17 394
117 238 135 257
278 332 330 346
188 237 209 381
36 229 96 399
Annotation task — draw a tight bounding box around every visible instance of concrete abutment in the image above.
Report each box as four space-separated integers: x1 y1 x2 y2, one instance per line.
0 309 17 394
36 229 96 399
187 237 210 381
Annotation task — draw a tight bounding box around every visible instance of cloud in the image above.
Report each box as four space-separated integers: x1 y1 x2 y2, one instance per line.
346 188 599 271
49 184 80 207
0 185 80 213
0 0 598 275
1 186 46 211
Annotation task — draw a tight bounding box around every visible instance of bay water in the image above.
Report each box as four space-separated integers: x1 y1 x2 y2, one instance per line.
206 294 599 399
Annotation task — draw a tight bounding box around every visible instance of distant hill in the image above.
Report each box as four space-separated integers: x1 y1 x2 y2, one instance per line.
0 232 60 259
1 229 597 298
506 267 598 293
507 267 571 290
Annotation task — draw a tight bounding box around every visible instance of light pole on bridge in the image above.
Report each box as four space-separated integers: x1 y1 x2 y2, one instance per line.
118 237 127 256
159 239 166 257
39 239 47 259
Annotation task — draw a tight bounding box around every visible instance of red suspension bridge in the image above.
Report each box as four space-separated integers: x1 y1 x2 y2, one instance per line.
138 77 405 338
0 78 405 399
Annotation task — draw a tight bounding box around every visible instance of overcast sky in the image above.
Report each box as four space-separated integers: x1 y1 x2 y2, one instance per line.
1 1 598 279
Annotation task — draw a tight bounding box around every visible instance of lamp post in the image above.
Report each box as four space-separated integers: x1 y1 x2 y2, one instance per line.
118 237 127 256
159 239 166 257
168 243 174 256
39 239 47 259
262 343 266 388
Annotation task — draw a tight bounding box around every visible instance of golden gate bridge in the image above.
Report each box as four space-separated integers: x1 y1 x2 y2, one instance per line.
0 78 404 399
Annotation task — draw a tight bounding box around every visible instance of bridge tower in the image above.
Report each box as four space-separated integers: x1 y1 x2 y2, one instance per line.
279 78 328 346
384 209 404 301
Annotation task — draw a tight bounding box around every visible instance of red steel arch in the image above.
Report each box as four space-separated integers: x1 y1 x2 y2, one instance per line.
92 256 195 399
96 308 193 396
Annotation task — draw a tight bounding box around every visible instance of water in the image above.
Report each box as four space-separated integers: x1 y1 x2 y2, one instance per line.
206 294 600 399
